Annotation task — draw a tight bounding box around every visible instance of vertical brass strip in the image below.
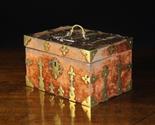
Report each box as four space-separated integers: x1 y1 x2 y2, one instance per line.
117 63 122 95
68 66 76 102
102 65 109 101
38 58 45 91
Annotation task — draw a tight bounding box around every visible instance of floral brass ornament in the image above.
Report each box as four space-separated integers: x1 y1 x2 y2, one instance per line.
102 65 109 100
81 49 97 63
60 45 69 56
38 58 45 91
107 45 116 55
49 58 63 79
24 36 31 46
68 66 76 101
49 82 55 94
43 41 50 51
82 75 91 84
117 63 122 95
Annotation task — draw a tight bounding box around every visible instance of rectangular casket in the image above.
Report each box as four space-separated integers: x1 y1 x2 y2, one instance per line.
24 25 132 107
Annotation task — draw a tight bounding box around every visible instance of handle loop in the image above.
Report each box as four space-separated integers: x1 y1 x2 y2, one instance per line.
68 24 87 39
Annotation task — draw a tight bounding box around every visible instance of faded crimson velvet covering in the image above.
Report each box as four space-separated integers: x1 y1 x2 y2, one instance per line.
24 25 132 107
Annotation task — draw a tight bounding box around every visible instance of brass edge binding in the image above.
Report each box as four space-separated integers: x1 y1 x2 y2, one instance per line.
38 58 45 91
102 65 109 101
80 49 97 63
117 63 122 95
60 45 69 56
24 36 31 47
43 41 50 51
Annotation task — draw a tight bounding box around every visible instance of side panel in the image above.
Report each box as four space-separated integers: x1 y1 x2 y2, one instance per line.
25 48 91 106
91 50 132 106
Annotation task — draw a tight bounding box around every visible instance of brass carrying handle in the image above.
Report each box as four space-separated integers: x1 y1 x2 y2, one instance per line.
69 24 87 39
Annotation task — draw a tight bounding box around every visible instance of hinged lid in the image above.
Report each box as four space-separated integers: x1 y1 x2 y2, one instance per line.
24 25 132 63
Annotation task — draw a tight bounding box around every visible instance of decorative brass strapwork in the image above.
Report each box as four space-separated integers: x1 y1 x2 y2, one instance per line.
67 24 87 40
117 63 122 95
38 58 45 91
49 58 63 79
68 66 76 101
102 65 109 100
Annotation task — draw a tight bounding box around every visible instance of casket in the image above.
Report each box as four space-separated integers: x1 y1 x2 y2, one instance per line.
24 24 132 107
